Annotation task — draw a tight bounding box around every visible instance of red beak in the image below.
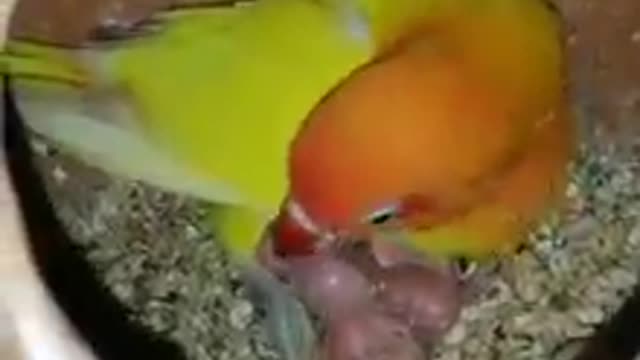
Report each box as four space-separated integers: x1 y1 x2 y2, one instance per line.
271 207 318 257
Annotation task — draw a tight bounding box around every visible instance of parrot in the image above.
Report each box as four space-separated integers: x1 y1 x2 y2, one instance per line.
1 0 575 358
282 0 574 260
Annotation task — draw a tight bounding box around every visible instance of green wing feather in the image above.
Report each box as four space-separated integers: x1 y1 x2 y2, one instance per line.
2 0 375 256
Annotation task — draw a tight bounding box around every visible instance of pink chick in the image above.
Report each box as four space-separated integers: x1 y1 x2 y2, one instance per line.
321 306 426 360
372 263 463 342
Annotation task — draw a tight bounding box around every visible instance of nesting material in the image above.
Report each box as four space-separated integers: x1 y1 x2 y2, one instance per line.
26 128 640 360
435 144 640 359
7 0 640 358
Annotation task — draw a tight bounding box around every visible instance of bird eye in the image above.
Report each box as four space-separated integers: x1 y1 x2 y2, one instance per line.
364 204 399 225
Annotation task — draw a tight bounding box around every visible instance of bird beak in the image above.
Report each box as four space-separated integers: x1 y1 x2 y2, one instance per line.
270 199 320 257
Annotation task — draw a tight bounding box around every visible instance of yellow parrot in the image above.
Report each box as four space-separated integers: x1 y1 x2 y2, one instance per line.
2 0 575 357
281 0 574 261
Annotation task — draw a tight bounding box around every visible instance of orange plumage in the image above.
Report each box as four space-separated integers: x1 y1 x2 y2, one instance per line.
287 0 574 258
